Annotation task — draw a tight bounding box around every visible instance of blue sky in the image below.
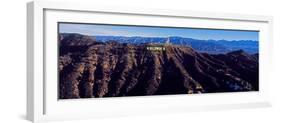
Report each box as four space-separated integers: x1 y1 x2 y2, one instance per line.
59 23 259 41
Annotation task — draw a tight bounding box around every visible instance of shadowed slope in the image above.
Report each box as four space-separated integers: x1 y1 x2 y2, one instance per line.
59 34 259 99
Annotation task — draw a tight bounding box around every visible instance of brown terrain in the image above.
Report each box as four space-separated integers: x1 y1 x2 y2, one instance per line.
59 33 259 99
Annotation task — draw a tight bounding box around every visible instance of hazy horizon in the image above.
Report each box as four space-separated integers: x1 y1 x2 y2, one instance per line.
59 23 259 41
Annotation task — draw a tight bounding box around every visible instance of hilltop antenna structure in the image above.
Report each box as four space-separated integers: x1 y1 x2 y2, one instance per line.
165 37 170 45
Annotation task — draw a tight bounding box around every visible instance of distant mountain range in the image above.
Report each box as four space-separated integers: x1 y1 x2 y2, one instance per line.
91 35 258 54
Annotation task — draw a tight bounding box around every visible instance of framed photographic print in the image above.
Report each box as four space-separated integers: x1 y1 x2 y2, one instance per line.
27 0 273 122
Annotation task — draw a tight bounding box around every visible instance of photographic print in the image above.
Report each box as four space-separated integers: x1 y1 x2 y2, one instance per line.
58 23 259 99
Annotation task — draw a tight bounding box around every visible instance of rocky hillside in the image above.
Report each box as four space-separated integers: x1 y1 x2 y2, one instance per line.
59 33 259 99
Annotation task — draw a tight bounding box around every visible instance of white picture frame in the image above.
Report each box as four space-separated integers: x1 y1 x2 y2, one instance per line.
27 0 273 122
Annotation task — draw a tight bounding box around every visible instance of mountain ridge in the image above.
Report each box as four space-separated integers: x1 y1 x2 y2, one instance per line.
59 33 259 99
59 33 258 54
